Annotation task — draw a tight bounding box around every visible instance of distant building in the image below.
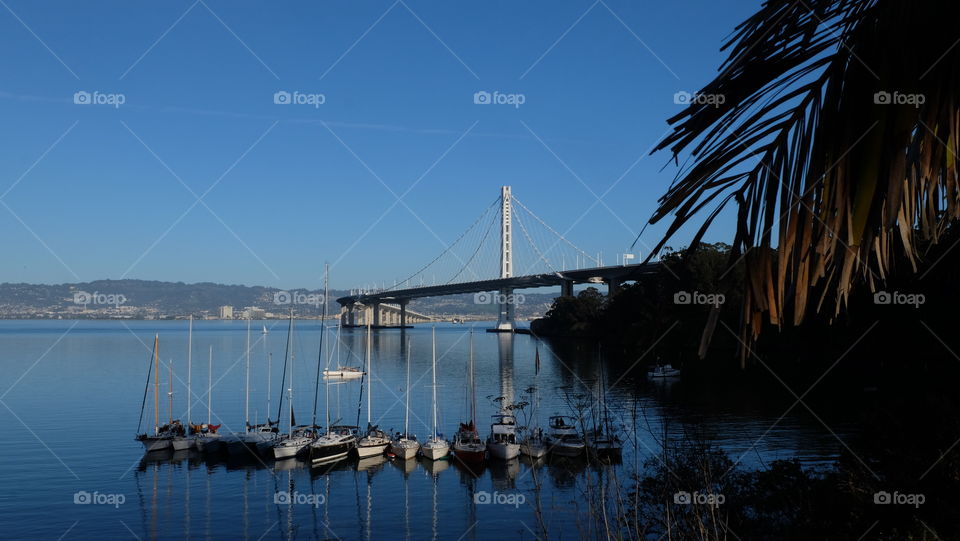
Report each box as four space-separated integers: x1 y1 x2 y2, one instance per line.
219 306 234 319
242 307 265 320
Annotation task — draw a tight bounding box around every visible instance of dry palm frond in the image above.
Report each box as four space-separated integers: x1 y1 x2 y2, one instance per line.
649 0 960 344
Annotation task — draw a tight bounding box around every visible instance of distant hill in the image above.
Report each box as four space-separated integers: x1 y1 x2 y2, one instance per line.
0 279 557 319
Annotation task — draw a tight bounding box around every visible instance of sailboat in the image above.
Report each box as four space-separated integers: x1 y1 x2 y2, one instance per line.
422 327 450 460
194 345 223 453
520 347 547 458
453 330 485 464
172 317 196 451
355 324 390 458
274 312 315 459
390 340 419 460
545 415 586 457
225 319 266 457
310 268 358 464
136 335 174 452
586 347 622 459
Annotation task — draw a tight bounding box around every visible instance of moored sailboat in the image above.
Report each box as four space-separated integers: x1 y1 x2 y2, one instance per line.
519 346 548 458
136 335 174 452
355 324 390 458
453 331 485 464
390 340 420 460
545 415 586 457
486 414 520 460
421 328 449 460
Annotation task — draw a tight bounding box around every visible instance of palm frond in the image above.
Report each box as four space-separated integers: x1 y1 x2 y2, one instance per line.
650 0 960 343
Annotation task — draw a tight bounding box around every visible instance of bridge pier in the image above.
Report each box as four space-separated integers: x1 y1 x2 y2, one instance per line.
605 279 621 297
399 300 407 328
561 279 574 297
494 287 515 332
372 301 381 327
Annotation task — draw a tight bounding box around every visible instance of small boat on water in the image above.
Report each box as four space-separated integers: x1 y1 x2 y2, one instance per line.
194 346 223 453
453 332 485 464
588 350 622 459
390 340 420 460
520 348 548 459
486 414 521 460
272 312 316 459
136 335 174 452
311 425 357 464
421 327 449 461
545 415 585 457
647 364 681 378
172 317 197 451
322 366 364 379
355 325 390 458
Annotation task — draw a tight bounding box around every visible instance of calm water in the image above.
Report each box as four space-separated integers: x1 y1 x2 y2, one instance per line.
0 320 854 540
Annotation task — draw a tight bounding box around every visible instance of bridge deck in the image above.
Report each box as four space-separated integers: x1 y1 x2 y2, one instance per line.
336 263 660 305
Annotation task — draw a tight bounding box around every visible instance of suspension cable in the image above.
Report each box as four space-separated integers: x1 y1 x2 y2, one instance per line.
446 204 499 284
512 196 599 265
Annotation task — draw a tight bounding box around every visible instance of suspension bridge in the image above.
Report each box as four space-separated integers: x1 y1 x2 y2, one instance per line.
336 186 660 331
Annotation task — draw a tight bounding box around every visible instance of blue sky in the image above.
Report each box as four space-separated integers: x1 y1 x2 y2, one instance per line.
0 1 754 290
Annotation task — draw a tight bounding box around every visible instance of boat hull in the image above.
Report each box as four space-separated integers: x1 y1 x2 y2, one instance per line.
140 436 172 453
390 442 420 460
355 442 389 458
548 442 585 457
274 437 312 459
453 445 486 463
310 442 353 464
487 442 520 460
171 436 194 451
421 442 450 460
520 441 548 458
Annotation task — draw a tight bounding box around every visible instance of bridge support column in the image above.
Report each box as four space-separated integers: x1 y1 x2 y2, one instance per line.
496 287 515 331
561 279 574 297
605 279 621 297
399 300 408 328
372 302 381 327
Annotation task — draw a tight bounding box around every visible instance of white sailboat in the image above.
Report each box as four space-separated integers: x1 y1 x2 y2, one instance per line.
194 345 223 453
520 346 548 458
390 340 419 460
172 316 196 451
136 335 174 452
356 324 390 458
225 319 264 457
274 312 314 459
453 331 485 464
421 327 450 460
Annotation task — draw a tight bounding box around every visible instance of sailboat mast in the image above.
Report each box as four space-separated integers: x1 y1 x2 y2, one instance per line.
404 340 411 435
207 346 212 425
366 324 372 425
431 327 437 437
311 264 329 430
245 318 251 432
469 330 475 425
168 358 173 424
289 315 295 432
153 335 160 433
187 316 193 426
278 310 292 425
